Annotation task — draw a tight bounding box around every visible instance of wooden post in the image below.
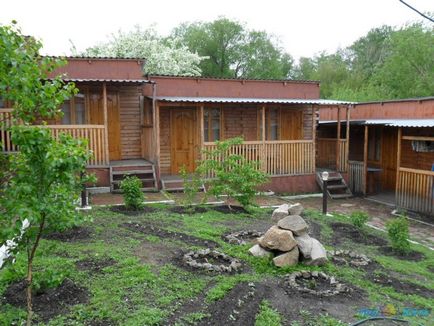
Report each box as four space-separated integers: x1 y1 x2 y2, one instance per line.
345 106 351 172
363 125 369 195
395 127 402 198
312 105 316 173
102 82 109 164
155 102 160 177
261 106 266 171
336 106 341 171
199 105 204 160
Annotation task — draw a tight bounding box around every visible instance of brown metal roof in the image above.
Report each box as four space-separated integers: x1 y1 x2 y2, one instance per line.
45 56 146 62
148 74 319 84
56 78 153 84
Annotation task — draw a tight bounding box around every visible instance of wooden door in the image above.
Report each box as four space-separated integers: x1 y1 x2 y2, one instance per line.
280 109 303 140
89 92 122 161
171 109 196 174
381 128 398 190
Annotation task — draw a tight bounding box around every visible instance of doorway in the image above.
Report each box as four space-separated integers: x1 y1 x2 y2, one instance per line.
170 108 196 174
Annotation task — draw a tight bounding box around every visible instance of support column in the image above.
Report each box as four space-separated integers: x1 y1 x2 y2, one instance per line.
199 105 204 160
261 106 266 171
345 106 351 172
102 82 109 164
336 106 341 171
395 128 402 198
312 105 317 173
363 125 369 195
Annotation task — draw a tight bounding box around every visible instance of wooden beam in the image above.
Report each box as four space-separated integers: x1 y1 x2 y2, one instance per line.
402 135 434 141
199 105 204 160
336 106 341 171
363 125 369 195
312 105 316 172
345 106 351 172
102 82 109 164
261 106 266 171
395 127 402 193
155 102 160 177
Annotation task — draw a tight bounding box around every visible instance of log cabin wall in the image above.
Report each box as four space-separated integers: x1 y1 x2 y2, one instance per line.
223 107 258 141
159 108 172 175
400 127 434 171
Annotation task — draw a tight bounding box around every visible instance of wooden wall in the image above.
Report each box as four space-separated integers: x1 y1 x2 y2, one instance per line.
400 127 434 171
118 86 142 159
223 107 258 141
159 108 172 175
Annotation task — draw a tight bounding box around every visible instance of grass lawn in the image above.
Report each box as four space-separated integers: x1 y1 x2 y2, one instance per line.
0 204 432 325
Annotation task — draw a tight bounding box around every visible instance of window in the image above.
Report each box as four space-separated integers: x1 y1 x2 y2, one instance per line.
60 93 87 125
204 108 221 142
368 128 381 161
266 108 279 140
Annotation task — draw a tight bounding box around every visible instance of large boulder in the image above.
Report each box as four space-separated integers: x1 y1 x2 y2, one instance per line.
248 244 273 258
295 233 313 259
273 247 299 267
258 226 297 252
305 238 328 266
271 204 289 222
288 203 304 216
277 215 308 236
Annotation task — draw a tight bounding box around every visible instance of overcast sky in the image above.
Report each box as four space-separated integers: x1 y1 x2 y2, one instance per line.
1 0 432 61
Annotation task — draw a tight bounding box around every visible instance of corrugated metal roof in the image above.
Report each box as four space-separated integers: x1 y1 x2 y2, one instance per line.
320 119 434 128
364 119 434 127
44 56 146 61
355 96 434 105
153 96 354 105
54 78 153 84
149 74 320 84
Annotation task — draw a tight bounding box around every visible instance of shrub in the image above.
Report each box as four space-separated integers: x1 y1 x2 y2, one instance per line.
179 165 206 209
386 216 410 254
120 176 144 210
198 137 269 210
350 211 369 229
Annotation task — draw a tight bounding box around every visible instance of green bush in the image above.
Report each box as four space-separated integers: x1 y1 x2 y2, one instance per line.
120 176 144 210
350 211 369 229
386 216 410 253
198 137 269 210
180 165 206 209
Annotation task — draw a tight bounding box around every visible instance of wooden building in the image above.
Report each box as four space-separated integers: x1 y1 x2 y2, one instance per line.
318 98 434 216
1 57 352 193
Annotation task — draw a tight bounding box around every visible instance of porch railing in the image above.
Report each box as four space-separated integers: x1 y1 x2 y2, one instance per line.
202 140 315 176
348 160 364 194
396 167 434 215
316 138 348 172
1 109 108 166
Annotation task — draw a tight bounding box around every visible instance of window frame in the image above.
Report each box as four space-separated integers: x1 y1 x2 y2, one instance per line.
203 106 222 142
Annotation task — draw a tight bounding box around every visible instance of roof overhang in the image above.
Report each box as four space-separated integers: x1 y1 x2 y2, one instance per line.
50 78 154 84
151 96 354 105
320 119 434 128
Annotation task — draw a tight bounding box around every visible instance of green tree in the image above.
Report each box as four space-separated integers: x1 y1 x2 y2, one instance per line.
0 22 90 325
82 25 205 76
0 22 76 124
171 17 293 78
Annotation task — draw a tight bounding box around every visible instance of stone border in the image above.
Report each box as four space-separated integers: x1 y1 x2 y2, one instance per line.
223 230 264 245
183 249 242 273
284 270 351 296
328 250 371 267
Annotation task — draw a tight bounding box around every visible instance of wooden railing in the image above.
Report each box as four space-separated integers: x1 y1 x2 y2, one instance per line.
316 138 348 172
1 109 108 166
41 125 108 166
348 160 364 194
202 140 315 176
396 167 434 215
0 109 18 152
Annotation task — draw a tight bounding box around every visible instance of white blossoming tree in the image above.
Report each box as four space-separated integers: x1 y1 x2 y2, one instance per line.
82 26 205 76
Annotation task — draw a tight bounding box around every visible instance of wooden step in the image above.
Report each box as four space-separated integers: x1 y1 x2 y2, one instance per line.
327 184 348 190
112 170 154 176
316 171 352 199
330 193 353 199
112 178 155 184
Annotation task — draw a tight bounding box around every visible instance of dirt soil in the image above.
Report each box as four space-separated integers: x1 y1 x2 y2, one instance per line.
75 257 117 273
120 222 219 248
44 226 92 242
377 246 426 262
3 278 88 322
110 205 156 216
330 222 388 246
211 205 250 214
169 206 208 215
195 278 369 326
371 272 434 298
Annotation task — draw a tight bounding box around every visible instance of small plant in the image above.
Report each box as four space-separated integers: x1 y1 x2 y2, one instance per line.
386 216 410 254
350 211 369 229
255 300 282 326
179 165 206 210
198 137 269 210
120 176 144 210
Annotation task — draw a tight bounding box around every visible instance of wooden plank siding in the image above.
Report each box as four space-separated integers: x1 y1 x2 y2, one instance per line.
119 86 142 160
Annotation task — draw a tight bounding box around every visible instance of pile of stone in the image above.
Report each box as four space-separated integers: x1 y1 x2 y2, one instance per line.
183 248 242 273
285 270 351 296
248 203 327 267
328 250 371 267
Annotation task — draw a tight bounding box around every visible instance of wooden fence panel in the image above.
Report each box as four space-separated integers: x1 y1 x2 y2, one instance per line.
348 160 364 194
0 109 18 152
397 168 434 216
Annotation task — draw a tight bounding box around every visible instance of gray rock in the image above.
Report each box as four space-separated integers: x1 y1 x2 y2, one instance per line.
277 215 308 235
271 204 289 222
295 233 313 259
288 203 304 216
248 244 273 258
306 238 328 266
273 247 299 267
258 225 297 252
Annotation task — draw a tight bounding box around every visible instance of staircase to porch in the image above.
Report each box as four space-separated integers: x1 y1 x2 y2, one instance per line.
110 160 158 193
161 175 206 192
316 170 352 199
